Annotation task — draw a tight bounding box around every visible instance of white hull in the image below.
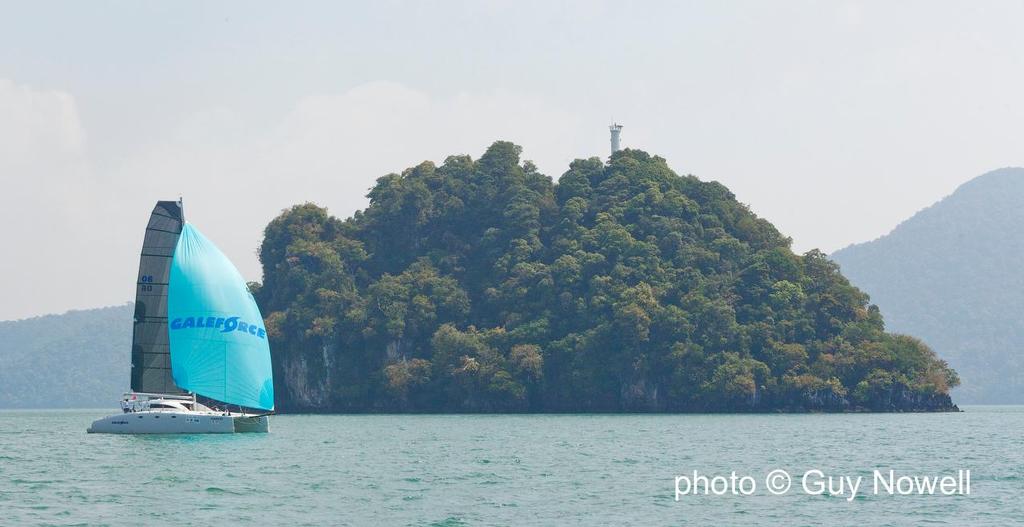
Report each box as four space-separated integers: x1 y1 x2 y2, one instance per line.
88 393 270 434
88 411 269 434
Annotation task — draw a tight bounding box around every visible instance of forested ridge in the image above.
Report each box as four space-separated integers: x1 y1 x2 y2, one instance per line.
256 142 958 412
0 304 132 408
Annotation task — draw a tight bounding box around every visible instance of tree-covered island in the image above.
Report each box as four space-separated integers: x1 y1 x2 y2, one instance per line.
255 142 959 413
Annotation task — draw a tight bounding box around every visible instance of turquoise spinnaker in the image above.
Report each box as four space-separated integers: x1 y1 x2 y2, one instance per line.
168 223 275 410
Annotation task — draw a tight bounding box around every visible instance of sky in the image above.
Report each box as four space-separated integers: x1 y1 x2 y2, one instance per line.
1 0 1022 320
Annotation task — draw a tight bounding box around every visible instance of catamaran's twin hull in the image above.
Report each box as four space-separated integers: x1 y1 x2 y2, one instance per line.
87 412 269 434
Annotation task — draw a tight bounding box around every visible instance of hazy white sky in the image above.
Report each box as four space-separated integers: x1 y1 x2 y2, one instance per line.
1 1 1022 320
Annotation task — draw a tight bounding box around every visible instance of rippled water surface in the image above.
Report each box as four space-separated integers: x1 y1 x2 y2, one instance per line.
1 407 1021 525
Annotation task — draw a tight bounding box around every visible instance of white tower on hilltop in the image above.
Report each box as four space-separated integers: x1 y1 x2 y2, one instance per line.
609 123 623 155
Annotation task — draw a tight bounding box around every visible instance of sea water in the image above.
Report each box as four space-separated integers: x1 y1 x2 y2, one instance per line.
1 407 1021 525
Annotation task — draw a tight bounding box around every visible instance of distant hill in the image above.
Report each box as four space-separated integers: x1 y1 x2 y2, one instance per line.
0 304 131 408
832 167 1024 403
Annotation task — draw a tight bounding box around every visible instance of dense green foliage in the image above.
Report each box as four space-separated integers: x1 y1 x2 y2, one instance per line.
833 167 1024 403
0 304 131 408
257 142 958 412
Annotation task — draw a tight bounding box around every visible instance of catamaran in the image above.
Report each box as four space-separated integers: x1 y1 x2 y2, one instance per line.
89 200 274 434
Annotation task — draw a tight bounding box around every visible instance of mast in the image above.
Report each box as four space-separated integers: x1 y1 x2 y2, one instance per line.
130 201 186 394
178 196 192 403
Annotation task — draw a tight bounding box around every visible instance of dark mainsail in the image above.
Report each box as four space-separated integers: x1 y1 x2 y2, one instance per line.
130 201 185 394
